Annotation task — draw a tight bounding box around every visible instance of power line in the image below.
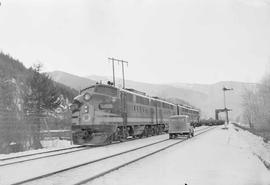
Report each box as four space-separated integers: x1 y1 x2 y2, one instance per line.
108 58 116 86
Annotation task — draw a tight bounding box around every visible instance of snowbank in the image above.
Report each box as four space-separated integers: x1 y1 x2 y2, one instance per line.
41 139 72 148
236 126 270 169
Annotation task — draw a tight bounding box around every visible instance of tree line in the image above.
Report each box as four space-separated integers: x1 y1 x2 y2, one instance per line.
242 69 270 132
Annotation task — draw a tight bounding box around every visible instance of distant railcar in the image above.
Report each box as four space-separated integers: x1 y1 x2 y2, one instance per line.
199 119 225 126
70 83 200 145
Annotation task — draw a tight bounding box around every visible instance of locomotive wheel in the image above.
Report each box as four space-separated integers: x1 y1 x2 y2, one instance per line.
157 126 162 135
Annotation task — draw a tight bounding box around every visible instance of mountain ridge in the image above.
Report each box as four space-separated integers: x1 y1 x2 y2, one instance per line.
48 71 256 120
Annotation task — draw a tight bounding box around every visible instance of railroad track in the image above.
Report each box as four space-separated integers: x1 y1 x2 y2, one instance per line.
0 145 86 162
0 131 167 167
0 145 89 167
5 126 215 185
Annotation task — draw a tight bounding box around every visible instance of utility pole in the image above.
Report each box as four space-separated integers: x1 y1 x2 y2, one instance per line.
108 57 128 88
222 86 233 126
120 60 128 88
108 57 128 140
108 57 116 86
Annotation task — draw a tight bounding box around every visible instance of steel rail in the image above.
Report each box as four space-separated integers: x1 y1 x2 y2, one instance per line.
10 126 214 185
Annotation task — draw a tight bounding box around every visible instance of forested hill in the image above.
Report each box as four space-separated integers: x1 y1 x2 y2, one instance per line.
0 52 78 101
0 52 78 153
0 52 28 79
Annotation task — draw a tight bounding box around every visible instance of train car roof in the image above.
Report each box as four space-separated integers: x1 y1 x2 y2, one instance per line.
120 87 176 106
121 86 199 112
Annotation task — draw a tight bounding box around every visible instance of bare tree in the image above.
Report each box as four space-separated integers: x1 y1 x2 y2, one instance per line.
242 88 258 129
257 73 270 130
242 67 270 131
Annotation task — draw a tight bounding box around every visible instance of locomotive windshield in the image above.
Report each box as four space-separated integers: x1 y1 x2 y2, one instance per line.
81 86 95 93
95 86 118 96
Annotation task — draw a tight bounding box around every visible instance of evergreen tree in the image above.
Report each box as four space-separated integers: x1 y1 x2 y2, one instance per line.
24 64 61 149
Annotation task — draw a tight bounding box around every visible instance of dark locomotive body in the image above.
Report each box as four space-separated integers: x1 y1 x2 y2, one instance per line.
70 83 200 145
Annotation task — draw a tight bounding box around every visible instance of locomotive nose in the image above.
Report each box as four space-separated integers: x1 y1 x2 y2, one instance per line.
70 100 82 112
70 92 93 113
70 94 85 112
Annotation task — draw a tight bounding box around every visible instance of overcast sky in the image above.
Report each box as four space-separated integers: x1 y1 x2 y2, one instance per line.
0 0 270 84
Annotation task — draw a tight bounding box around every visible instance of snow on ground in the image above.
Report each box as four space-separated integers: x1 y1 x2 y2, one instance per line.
1 126 269 185
0 127 206 185
0 139 72 160
41 139 72 148
89 125 270 185
236 127 270 169
0 127 208 160
0 134 170 184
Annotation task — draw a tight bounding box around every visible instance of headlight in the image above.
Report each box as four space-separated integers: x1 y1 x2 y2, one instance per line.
84 93 91 101
84 105 89 113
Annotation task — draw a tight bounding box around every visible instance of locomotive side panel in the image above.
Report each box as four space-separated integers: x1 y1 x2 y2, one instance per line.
70 84 200 145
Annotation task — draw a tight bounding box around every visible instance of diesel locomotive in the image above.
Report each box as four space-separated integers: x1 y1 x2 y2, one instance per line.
70 82 200 145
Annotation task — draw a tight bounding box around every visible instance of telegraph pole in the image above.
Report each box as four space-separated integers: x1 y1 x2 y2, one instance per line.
120 60 128 88
108 57 128 88
222 86 233 126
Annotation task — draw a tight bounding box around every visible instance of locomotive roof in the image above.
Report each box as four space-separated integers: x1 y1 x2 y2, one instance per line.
82 83 199 112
